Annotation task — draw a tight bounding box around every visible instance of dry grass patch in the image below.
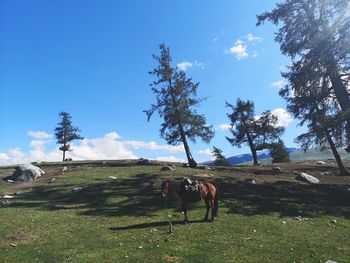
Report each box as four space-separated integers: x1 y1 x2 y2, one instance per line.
2 231 38 246
162 254 181 262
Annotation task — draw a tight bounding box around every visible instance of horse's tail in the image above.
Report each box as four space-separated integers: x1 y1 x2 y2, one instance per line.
214 184 219 217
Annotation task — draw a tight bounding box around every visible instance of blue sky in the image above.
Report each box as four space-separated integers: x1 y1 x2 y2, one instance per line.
0 0 303 165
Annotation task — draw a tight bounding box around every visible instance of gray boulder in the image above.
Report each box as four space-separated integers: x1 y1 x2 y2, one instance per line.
272 167 282 174
7 164 45 182
161 166 174 171
295 172 320 184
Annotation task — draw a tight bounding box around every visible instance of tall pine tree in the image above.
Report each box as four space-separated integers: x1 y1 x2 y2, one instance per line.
226 99 284 165
257 0 350 151
145 44 214 168
270 139 290 163
212 146 231 167
54 112 83 161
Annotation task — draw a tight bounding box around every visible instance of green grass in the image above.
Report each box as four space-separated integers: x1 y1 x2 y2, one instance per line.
1 165 350 262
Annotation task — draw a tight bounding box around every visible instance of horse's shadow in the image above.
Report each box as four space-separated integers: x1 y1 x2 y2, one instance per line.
109 219 206 231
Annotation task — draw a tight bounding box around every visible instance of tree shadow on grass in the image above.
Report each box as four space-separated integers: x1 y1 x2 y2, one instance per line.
5 171 350 222
217 178 350 219
9 173 165 217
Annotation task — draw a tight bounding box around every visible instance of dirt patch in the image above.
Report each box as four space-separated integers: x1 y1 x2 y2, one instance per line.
162 254 181 263
2 231 38 245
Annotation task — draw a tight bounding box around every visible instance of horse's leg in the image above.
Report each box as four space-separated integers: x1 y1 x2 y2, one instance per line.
210 199 215 221
181 199 189 224
203 199 210 221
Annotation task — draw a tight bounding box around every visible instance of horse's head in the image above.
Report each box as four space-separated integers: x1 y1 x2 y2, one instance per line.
161 180 170 198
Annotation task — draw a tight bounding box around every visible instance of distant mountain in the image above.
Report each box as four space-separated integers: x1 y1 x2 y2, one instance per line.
203 147 350 166
203 148 300 165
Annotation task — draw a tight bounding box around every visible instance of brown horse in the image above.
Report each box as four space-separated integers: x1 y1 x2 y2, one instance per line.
161 178 219 224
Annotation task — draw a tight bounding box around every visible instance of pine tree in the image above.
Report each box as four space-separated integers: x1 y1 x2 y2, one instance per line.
212 146 231 167
294 107 350 176
226 99 284 165
54 112 83 161
270 139 290 163
145 44 214 168
257 0 350 151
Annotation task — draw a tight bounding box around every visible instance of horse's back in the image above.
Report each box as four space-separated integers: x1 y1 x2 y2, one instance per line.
179 181 202 202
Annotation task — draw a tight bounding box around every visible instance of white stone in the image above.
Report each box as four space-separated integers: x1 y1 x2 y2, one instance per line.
7 164 44 182
73 187 83 192
272 167 282 173
2 195 14 199
295 172 320 184
161 166 174 171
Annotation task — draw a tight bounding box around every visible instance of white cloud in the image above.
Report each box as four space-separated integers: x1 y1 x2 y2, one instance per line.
198 148 215 161
155 156 185 163
104 132 121 140
198 148 212 156
271 108 293 128
0 152 10 160
0 131 192 166
218 124 231 131
70 133 136 160
0 132 137 166
247 33 262 42
229 40 249 60
125 140 184 153
177 61 193 71
228 34 262 60
30 140 50 149
27 131 52 139
271 80 286 88
0 148 29 165
177 60 205 71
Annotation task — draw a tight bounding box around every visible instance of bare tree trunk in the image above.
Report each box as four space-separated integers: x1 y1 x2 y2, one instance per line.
179 123 197 168
168 79 197 168
62 150 66 162
246 132 259 165
327 60 350 152
324 128 350 176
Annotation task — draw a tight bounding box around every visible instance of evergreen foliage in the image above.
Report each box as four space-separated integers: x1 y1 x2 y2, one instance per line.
54 112 83 161
257 0 350 151
145 44 214 168
212 146 231 166
258 0 350 175
270 139 290 163
226 98 284 165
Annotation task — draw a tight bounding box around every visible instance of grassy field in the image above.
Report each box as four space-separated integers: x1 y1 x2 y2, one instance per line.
1 163 350 263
